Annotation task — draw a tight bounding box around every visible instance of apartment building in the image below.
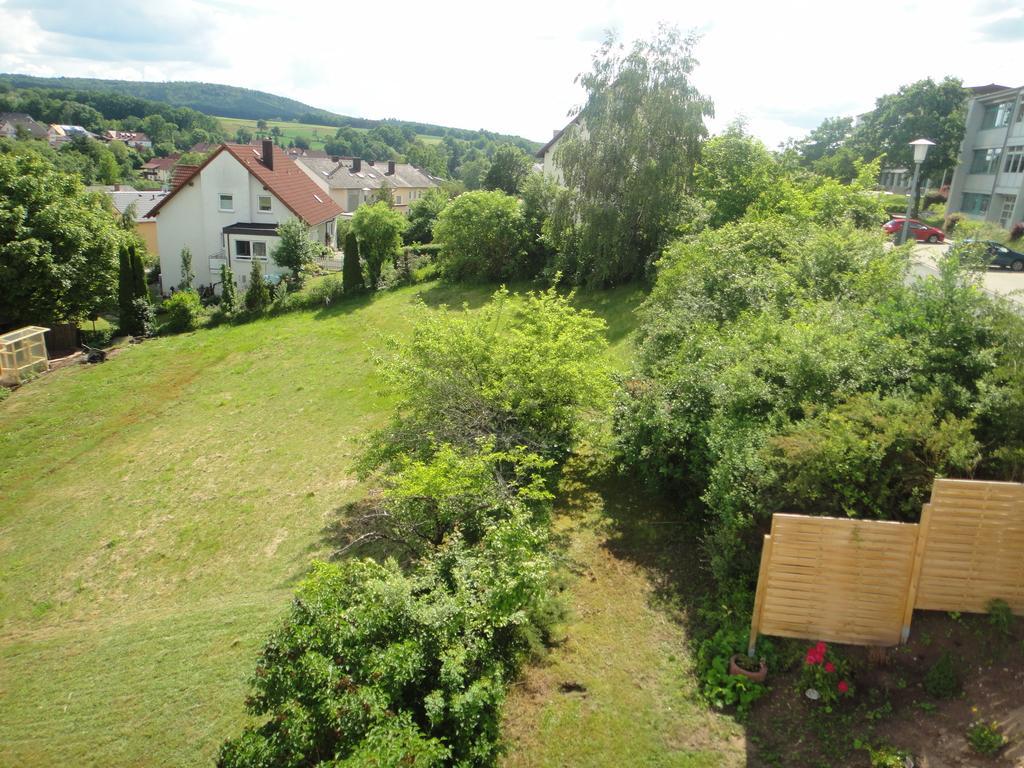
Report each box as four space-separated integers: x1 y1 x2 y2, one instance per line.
947 84 1024 229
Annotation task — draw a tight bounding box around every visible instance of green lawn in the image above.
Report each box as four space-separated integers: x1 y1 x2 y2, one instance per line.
500 454 746 768
216 117 443 151
0 281 643 767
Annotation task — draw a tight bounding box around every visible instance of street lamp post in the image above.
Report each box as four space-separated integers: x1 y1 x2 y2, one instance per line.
898 138 936 246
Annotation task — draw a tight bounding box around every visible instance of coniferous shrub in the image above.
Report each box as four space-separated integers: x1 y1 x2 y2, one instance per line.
219 264 237 314
179 246 194 290
343 230 364 293
117 243 134 332
244 261 271 313
130 245 147 300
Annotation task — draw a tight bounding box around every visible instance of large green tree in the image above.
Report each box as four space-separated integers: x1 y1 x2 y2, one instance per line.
483 144 532 195
272 218 318 281
850 77 967 180
553 25 713 285
351 201 407 288
694 121 778 227
405 187 450 244
0 148 126 326
433 190 529 282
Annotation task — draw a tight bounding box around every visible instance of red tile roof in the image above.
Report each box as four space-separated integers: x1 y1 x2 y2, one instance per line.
146 144 342 226
142 155 179 171
170 164 199 189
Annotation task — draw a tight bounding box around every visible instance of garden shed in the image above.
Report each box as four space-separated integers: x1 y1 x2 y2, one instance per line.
0 326 50 385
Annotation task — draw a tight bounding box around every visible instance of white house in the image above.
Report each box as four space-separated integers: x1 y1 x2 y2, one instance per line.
535 115 583 185
146 140 342 293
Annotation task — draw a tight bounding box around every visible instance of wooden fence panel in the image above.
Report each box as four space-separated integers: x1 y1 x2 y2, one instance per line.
915 479 1024 615
751 514 920 649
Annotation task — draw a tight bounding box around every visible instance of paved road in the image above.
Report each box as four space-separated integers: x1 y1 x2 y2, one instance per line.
909 242 1024 307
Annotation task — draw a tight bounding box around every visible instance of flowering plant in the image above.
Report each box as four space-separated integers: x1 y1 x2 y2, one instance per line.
799 641 853 709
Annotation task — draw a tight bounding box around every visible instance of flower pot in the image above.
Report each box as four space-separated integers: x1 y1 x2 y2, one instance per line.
729 654 767 683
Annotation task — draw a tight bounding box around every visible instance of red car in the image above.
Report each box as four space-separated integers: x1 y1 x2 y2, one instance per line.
882 218 946 243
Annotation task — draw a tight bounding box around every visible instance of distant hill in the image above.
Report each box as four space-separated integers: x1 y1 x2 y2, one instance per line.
0 73 539 147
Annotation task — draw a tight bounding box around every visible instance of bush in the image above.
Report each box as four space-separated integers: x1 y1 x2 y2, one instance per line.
218 510 552 768
351 202 407 289
1010 222 1023 242
966 717 1007 756
361 285 612 469
954 218 1009 244
695 623 772 717
304 275 345 307
121 297 154 337
943 212 964 234
924 651 960 699
162 290 203 332
243 261 271 313
615 218 1024 592
433 190 530 282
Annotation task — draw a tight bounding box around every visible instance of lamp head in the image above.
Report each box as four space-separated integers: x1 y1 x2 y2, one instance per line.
910 138 935 164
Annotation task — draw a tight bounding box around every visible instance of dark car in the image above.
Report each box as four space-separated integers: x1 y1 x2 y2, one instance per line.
973 240 1024 271
961 239 1024 271
882 218 946 243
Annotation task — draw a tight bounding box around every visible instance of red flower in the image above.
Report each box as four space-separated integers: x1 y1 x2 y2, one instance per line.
815 641 827 656
824 662 835 673
837 680 849 694
805 652 817 665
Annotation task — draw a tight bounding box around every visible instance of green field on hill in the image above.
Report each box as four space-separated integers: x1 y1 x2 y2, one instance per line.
0 280 644 767
216 116 443 151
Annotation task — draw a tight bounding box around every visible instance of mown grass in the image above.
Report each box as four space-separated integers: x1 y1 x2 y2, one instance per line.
216 116 442 151
500 453 746 768
0 280 643 767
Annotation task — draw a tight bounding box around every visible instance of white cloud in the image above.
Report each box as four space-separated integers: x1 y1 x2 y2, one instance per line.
1 0 1022 147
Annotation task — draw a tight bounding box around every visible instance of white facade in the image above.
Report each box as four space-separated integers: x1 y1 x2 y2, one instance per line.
153 151 335 293
947 85 1024 229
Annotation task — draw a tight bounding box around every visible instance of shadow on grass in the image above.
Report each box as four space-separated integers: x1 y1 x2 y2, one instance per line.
317 497 419 569
557 452 715 624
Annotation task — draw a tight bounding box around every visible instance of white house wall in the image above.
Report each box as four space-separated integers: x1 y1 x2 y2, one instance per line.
155 150 332 292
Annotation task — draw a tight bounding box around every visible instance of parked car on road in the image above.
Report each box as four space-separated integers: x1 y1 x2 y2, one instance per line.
963 239 1024 271
882 218 946 243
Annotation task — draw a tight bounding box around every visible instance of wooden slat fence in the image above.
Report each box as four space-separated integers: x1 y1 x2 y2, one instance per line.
748 479 1024 654
915 479 1024 614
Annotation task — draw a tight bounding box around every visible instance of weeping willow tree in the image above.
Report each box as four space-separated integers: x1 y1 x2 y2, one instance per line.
550 25 714 286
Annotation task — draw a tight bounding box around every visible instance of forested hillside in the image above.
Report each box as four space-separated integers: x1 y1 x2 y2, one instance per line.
0 74 539 147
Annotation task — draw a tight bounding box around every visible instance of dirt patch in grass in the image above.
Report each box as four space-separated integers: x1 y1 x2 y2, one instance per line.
746 611 1024 767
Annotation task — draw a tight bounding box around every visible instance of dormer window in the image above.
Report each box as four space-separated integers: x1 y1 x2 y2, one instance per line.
258 195 272 212
219 194 234 212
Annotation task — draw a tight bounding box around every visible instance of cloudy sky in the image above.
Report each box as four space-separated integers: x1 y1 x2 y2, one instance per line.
1 0 1022 147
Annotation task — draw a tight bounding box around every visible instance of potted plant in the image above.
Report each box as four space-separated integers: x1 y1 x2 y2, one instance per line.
729 652 768 682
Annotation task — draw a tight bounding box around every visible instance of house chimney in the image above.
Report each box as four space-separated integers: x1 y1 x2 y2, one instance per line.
387 160 396 175
351 157 362 173
262 139 274 170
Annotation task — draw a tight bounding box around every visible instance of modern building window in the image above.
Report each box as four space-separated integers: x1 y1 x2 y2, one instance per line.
257 195 272 212
235 239 251 258
252 241 267 259
1003 145 1024 174
970 147 1002 174
219 193 234 211
981 102 1014 130
961 193 991 215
